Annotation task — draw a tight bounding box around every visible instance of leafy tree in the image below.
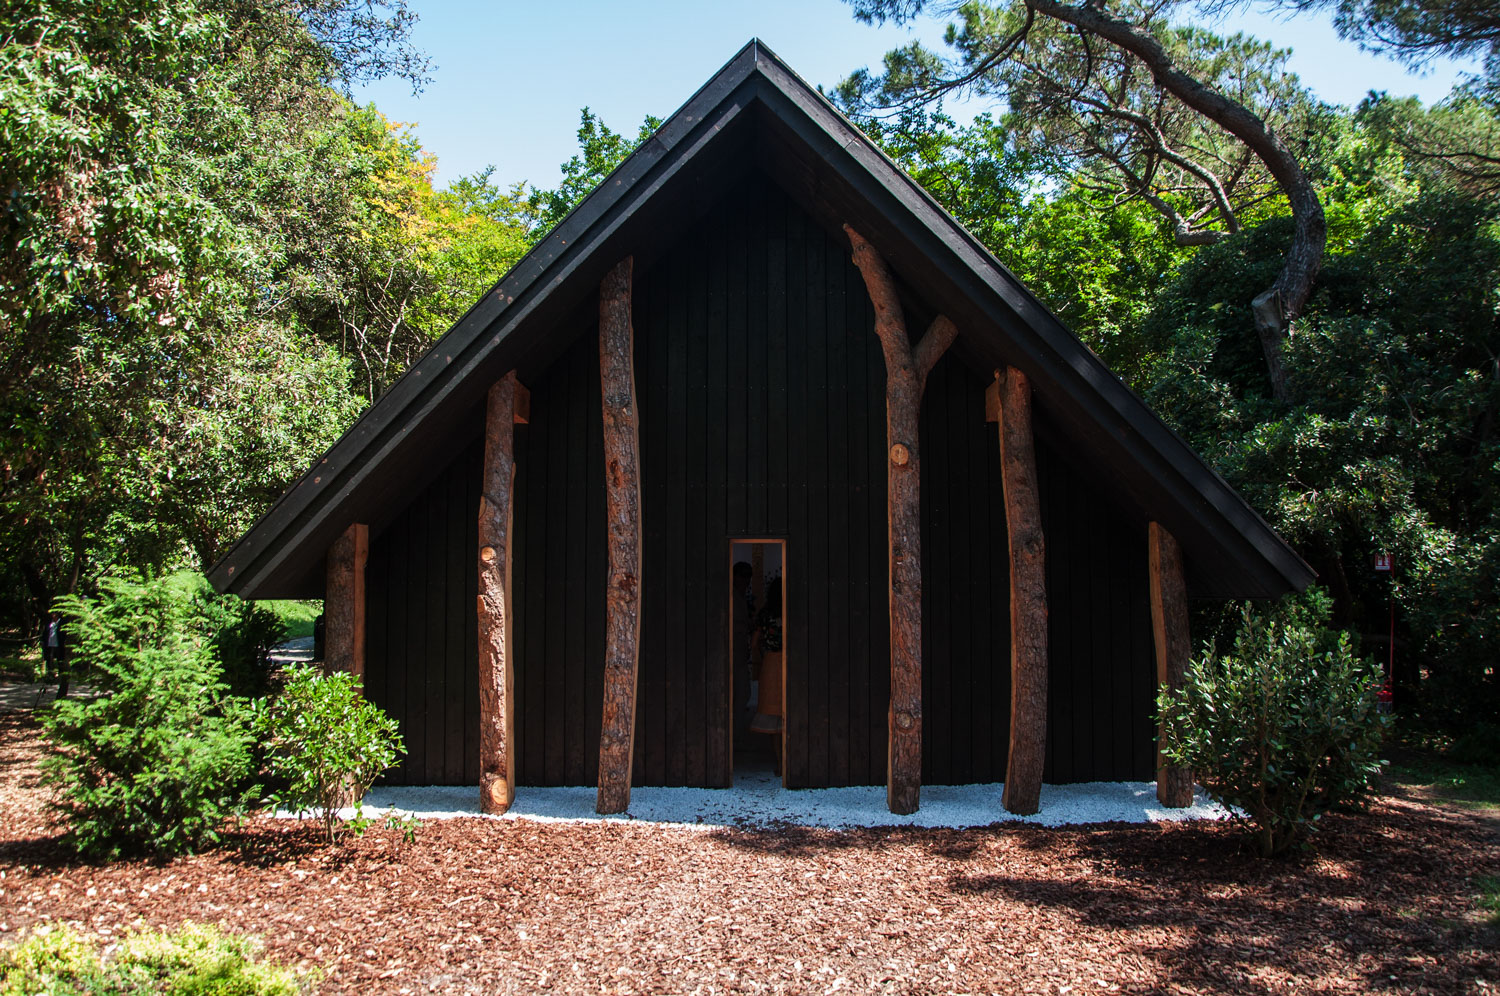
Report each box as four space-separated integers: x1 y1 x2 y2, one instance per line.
0 2 355 609
1359 89 1500 197
1141 180 1500 728
845 107 1189 382
0 0 533 615
280 105 537 400
1160 592 1387 857
843 0 1328 400
253 664 404 843
42 573 257 858
534 108 663 234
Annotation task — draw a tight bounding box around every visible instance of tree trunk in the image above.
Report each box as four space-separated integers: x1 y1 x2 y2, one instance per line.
597 257 644 815
478 371 527 815
1149 522 1194 808
844 225 957 816
997 368 1048 816
1025 0 1325 403
324 523 368 678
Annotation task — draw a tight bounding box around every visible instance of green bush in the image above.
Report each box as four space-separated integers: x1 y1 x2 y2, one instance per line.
259 600 322 641
43 574 257 859
1159 592 1389 856
0 921 308 995
199 586 285 701
253 664 404 843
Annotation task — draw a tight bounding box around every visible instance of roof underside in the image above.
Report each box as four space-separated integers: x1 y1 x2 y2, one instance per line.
208 41 1313 602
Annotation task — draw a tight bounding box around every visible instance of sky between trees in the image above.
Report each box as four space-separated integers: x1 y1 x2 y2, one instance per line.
352 0 1475 190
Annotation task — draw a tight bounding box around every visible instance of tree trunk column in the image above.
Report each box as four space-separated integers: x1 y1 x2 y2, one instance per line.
478 371 528 815
885 372 924 815
1149 521 1194 808
325 523 368 677
995 368 1048 816
597 257 644 815
844 225 957 816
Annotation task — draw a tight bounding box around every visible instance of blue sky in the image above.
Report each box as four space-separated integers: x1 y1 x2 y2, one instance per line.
353 1 1476 192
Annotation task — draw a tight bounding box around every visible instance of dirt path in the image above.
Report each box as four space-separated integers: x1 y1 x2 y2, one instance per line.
1 712 1495 994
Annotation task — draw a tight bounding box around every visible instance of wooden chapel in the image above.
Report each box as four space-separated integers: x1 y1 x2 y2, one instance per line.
210 41 1313 816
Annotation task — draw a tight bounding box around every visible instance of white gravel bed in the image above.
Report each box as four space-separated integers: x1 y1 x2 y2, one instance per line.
281 769 1230 830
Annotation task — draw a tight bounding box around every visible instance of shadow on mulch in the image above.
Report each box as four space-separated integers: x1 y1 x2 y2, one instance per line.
217 821 392 870
949 804 1497 995
704 821 1043 859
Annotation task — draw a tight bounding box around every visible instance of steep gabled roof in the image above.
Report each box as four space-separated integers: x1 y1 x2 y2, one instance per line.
209 40 1313 601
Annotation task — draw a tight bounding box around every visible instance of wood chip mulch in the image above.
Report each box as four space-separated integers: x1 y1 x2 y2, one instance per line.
0 712 1495 995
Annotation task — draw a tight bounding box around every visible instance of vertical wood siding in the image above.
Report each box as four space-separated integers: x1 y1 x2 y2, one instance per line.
364 171 1156 787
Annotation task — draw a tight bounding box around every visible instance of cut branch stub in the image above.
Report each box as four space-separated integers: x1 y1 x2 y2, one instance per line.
597 256 643 816
997 368 1047 816
844 224 957 816
478 371 525 816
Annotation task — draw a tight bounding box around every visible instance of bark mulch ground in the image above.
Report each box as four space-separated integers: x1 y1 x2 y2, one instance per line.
0 712 1495 995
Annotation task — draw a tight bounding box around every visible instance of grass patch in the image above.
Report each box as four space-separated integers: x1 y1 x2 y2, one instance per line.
0 650 41 682
1478 876 1500 926
0 921 312 994
1388 730 1500 811
261 600 321 641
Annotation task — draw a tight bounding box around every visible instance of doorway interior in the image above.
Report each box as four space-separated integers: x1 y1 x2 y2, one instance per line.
730 539 785 784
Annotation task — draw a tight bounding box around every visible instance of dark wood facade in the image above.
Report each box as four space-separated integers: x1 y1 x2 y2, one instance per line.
363 175 1156 788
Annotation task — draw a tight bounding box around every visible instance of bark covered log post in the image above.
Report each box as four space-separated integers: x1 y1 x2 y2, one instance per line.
596 257 644 815
324 523 368 678
844 225 958 816
477 371 528 816
1149 521 1195 808
996 368 1048 816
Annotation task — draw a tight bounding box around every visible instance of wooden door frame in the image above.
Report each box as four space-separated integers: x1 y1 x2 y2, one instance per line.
727 536 788 787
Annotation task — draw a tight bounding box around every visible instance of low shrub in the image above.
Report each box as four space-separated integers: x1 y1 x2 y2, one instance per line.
43 574 257 859
253 664 404 843
0 921 309 994
1159 591 1388 856
200 588 285 702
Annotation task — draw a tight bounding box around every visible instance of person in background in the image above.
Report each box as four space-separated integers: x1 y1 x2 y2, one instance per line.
42 610 69 699
732 561 755 742
749 576 783 756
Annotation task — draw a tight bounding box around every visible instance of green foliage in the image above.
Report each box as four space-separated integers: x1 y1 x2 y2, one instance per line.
283 104 539 401
1477 876 1500 925
41 573 256 859
199 586 286 702
535 108 662 234
841 0 1321 246
260 600 322 640
0 0 530 620
845 108 1188 379
1160 592 1389 856
1359 90 1500 198
0 921 308 995
253 663 404 844
1142 178 1500 729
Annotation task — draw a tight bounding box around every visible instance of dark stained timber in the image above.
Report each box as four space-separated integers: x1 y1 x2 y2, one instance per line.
361 173 1161 792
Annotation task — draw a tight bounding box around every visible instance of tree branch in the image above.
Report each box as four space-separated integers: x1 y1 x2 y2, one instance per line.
914 314 959 390
1025 0 1324 401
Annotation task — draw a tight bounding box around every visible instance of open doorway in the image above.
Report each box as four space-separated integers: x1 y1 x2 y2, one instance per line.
730 539 785 784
